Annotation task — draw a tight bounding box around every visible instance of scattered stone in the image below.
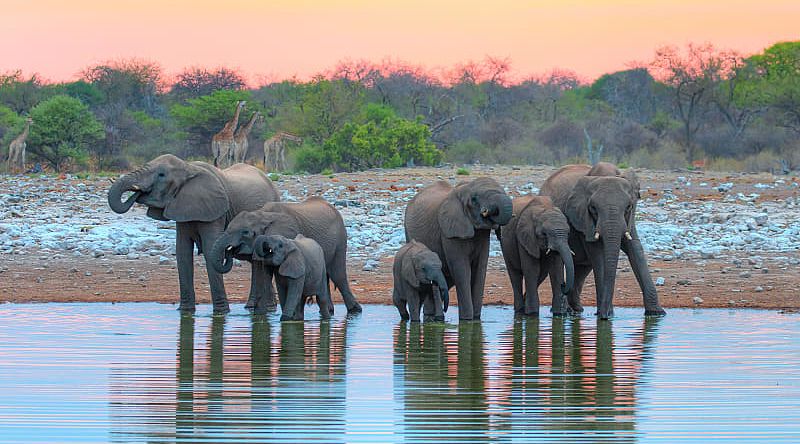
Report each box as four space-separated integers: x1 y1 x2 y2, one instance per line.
739 271 752 278
700 251 715 260
655 277 666 286
69 267 79 273
677 279 691 285
761 268 769 274
158 256 170 265
754 286 764 292
84 271 92 276
362 259 379 272
693 296 704 304
662 255 674 262
728 300 736 306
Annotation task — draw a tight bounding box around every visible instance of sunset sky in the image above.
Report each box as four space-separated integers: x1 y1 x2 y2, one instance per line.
2 0 798 83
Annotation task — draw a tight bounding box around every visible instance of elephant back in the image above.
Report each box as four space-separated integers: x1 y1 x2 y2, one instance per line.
220 163 280 216
540 165 592 211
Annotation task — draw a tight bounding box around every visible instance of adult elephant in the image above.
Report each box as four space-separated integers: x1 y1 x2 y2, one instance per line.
107 154 279 314
207 197 362 314
405 178 513 321
540 162 665 319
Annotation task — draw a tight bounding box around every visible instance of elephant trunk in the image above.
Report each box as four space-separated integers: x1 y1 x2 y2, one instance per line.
496 196 513 226
432 272 449 312
107 173 141 214
599 214 623 319
553 237 575 296
209 232 236 274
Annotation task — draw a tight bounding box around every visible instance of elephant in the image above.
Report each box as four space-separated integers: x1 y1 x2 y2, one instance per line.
392 240 449 322
540 162 666 319
499 195 575 316
405 178 513 321
107 154 279 314
252 234 333 321
207 196 362 314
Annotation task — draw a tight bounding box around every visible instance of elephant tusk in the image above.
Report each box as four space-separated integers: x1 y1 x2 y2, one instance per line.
226 246 233 251
480 208 490 218
571 249 576 256
546 248 551 255
130 185 141 191
625 231 633 240
594 232 601 240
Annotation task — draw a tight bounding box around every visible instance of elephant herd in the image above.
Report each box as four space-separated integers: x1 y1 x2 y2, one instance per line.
107 154 665 322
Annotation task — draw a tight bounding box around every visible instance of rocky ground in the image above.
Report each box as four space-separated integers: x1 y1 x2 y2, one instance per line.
2 165 799 312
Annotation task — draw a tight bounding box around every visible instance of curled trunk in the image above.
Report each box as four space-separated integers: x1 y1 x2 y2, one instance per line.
209 232 236 274
107 174 140 214
433 272 449 312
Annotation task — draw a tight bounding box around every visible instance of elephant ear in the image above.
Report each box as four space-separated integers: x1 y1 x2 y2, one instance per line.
438 192 474 239
401 248 420 289
620 169 641 200
517 207 543 259
278 244 306 279
565 177 596 243
164 164 230 222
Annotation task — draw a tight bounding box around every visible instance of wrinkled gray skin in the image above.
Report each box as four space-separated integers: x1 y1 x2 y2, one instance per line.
540 162 666 319
252 234 332 321
500 195 575 316
208 196 362 314
405 178 513 321
393 240 449 322
107 154 279 314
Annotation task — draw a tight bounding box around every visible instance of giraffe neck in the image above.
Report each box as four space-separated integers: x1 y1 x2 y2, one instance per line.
17 121 31 142
236 112 260 141
222 104 244 134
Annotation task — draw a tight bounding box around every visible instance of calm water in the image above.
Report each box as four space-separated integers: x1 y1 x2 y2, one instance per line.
0 304 798 443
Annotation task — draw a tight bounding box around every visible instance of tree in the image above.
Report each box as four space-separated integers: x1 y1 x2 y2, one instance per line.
0 71 51 114
748 41 800 135
0 105 23 147
170 67 246 102
650 43 738 161
27 95 104 171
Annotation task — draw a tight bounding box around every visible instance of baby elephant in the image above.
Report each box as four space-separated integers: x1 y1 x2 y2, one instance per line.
500 195 575 316
393 240 449 322
252 234 333 321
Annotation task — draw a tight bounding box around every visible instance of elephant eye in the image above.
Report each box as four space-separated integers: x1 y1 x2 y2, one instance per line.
158 172 165 177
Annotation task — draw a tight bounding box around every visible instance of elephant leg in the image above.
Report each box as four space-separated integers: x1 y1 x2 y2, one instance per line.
430 286 445 322
408 293 421 323
329 249 362 314
277 281 288 309
175 224 197 312
507 265 525 314
280 280 303 321
621 237 666 316
393 288 409 320
469 244 490 321
318 285 333 320
538 255 563 314
569 265 592 314
199 224 230 314
519 252 541 316
586 243 613 318
448 256 474 321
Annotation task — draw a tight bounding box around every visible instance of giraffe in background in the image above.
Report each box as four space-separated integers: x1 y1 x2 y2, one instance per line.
232 111 262 164
263 132 302 172
7 117 32 173
211 101 245 168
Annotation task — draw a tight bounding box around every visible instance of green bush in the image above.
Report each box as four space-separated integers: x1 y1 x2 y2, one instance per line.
27 95 104 171
293 144 333 173
456 167 471 175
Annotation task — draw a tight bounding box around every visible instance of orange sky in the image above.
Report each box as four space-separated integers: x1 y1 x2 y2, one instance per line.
1 0 798 83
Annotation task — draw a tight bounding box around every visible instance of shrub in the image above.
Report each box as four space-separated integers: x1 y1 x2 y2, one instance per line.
445 139 496 164
293 144 333 173
456 167 470 175
27 95 104 172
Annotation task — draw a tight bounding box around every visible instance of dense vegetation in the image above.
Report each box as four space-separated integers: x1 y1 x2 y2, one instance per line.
1 42 798 173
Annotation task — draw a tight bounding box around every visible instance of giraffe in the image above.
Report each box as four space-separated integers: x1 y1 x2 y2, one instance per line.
232 111 262 165
211 101 245 168
263 132 302 172
7 117 32 174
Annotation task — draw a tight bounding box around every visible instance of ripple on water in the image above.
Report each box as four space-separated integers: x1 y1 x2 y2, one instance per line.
0 304 798 443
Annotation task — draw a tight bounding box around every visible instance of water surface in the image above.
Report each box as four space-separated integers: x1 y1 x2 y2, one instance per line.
0 304 798 442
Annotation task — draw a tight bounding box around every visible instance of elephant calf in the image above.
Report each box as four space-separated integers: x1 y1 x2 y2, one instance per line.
499 195 574 316
393 240 449 322
252 234 333 321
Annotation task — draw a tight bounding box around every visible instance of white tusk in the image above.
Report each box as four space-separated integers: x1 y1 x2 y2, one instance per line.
625 232 633 240
226 246 233 251
594 232 601 240
130 185 140 191
570 249 576 256
546 248 551 255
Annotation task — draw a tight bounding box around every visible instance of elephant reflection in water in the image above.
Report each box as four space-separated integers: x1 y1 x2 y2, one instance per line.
492 317 661 441
393 322 489 441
